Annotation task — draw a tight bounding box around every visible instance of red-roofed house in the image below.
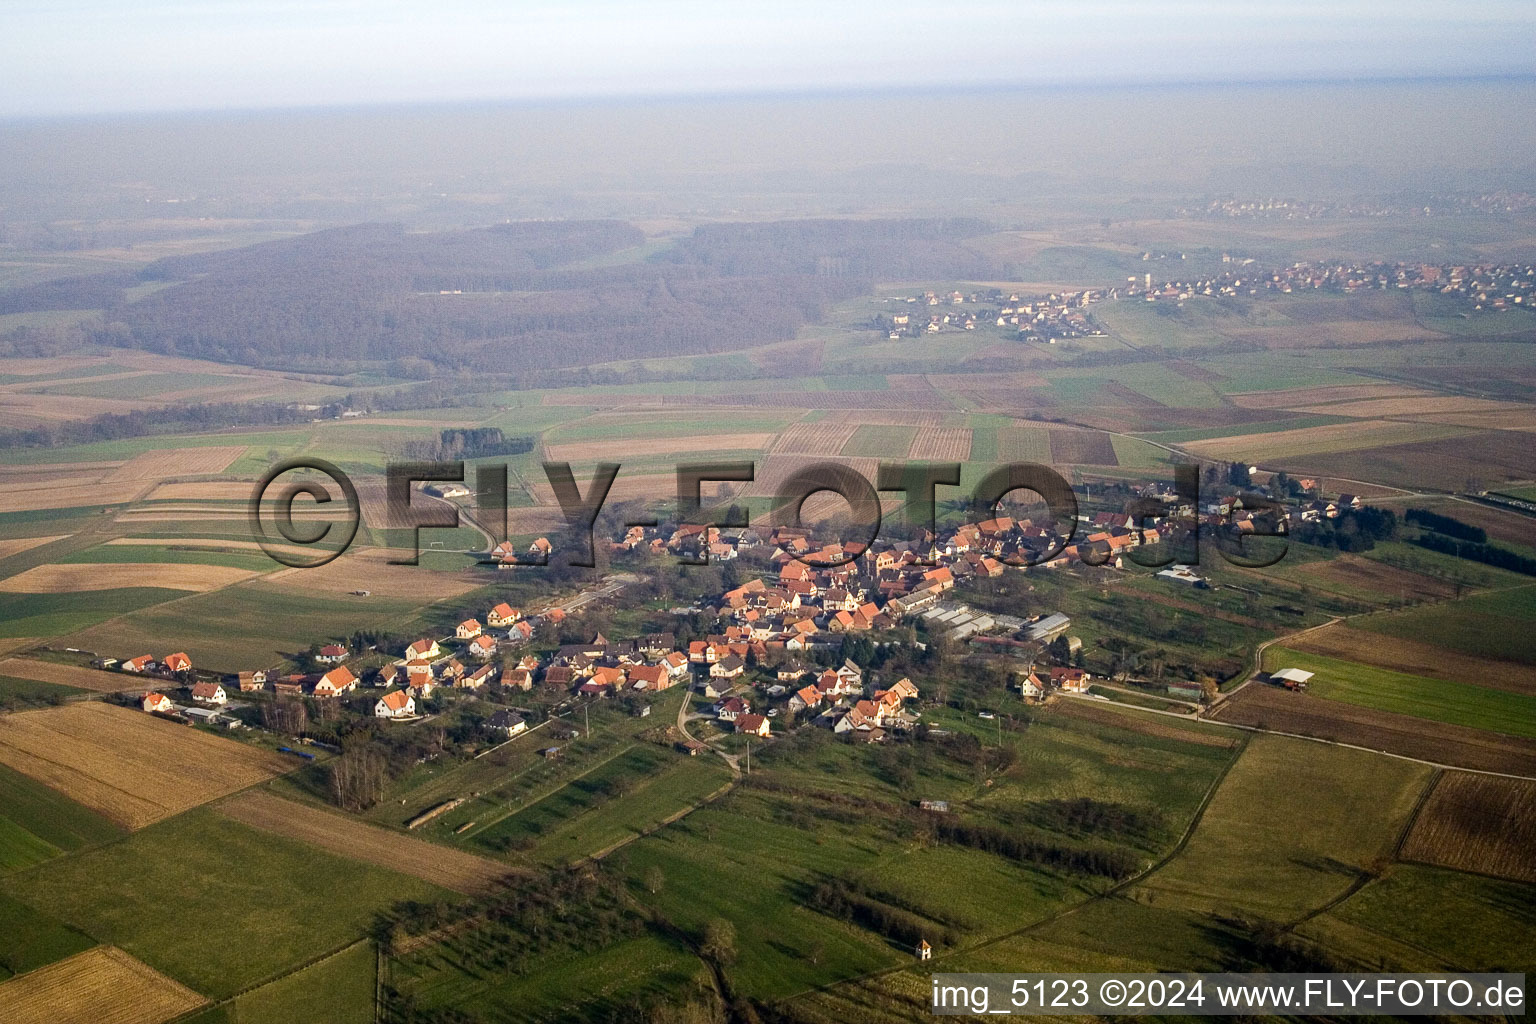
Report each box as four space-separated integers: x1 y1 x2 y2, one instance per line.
163 652 193 674
487 603 520 627
190 681 226 704
141 692 173 713
313 666 357 697
375 690 415 719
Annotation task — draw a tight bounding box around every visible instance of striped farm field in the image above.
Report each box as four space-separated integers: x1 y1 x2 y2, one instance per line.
100 446 247 484
0 562 260 594
542 432 776 462
1400 773 1536 883
219 791 517 894
0 703 291 829
0 658 143 693
1183 420 1471 461
0 945 206 1024
840 425 917 457
908 427 972 461
770 422 860 454
994 426 1053 463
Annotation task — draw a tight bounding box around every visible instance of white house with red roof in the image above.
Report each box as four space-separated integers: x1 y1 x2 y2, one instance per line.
487 602 520 627
141 692 173 713
190 681 226 704
375 690 416 718
316 644 349 664
163 652 193 674
313 666 357 697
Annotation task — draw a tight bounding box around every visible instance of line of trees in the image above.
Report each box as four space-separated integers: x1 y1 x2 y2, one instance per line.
1412 530 1536 576
1405 507 1486 542
934 819 1141 879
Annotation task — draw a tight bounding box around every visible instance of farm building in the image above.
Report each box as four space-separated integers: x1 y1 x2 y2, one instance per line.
1270 667 1314 690
1023 613 1071 642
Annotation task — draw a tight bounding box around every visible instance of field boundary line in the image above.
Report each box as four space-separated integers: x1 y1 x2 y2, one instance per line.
163 937 372 1024
776 732 1251 1010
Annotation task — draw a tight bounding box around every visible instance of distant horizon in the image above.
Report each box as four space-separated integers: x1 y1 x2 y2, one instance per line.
3 1 1535 118
5 70 1536 125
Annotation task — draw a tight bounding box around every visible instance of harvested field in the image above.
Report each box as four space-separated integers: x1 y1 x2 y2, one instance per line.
1287 397 1534 419
260 547 479 601
1400 773 1536 883
995 426 1054 463
144 481 254 501
101 446 246 484
1168 360 1228 383
770 422 860 454
0 393 153 429
0 562 259 594
0 535 67 560
543 432 775 462
219 791 517 894
818 409 953 426
1289 554 1459 603
1103 381 1167 407
908 427 971 461
1410 409 1536 430
0 945 206 1024
1208 685 1536 776
1230 384 1433 409
1048 429 1118 465
1281 430 1536 491
0 702 292 829
1047 699 1238 748
746 455 880 502
0 658 143 693
105 536 317 561
0 475 143 513
1290 623 1536 695
677 388 953 410
946 388 1060 414
1185 420 1469 461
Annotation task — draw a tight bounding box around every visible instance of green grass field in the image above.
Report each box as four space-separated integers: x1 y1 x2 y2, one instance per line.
1303 864 1536 974
1135 735 1432 920
57 543 277 572
1355 586 1536 665
841 424 917 457
182 940 377 1024
63 582 431 670
0 763 123 874
0 808 446 999
0 893 96 982
0 588 188 639
1263 646 1536 738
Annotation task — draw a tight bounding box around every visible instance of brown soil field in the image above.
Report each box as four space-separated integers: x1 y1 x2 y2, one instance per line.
1048 698 1238 748
818 409 955 426
0 638 38 657
1400 773 1536 883
145 481 256 501
1167 360 1228 382
923 371 1050 390
0 562 259 593
1288 396 1533 418
105 536 317 560
259 546 478 601
1209 685 1536 776
1230 384 1431 410
1225 321 1442 348
908 427 972 461
746 455 879 501
1289 554 1459 603
0 534 68 560
543 432 774 462
944 387 1060 415
0 945 207 1024
1281 430 1536 491
1290 623 1536 695
0 702 292 829
678 388 954 410
1103 381 1168 407
770 422 860 454
0 393 154 429
1398 499 1536 547
1186 420 1469 461
1409 409 1536 431
0 476 144 513
0 658 144 693
219 790 517 894
102 446 246 483
1048 429 1118 465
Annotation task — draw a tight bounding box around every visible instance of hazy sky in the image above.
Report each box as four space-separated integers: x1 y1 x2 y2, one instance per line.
3 1 1536 118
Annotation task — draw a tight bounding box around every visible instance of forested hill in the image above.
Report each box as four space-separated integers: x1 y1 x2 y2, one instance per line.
0 218 998 373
